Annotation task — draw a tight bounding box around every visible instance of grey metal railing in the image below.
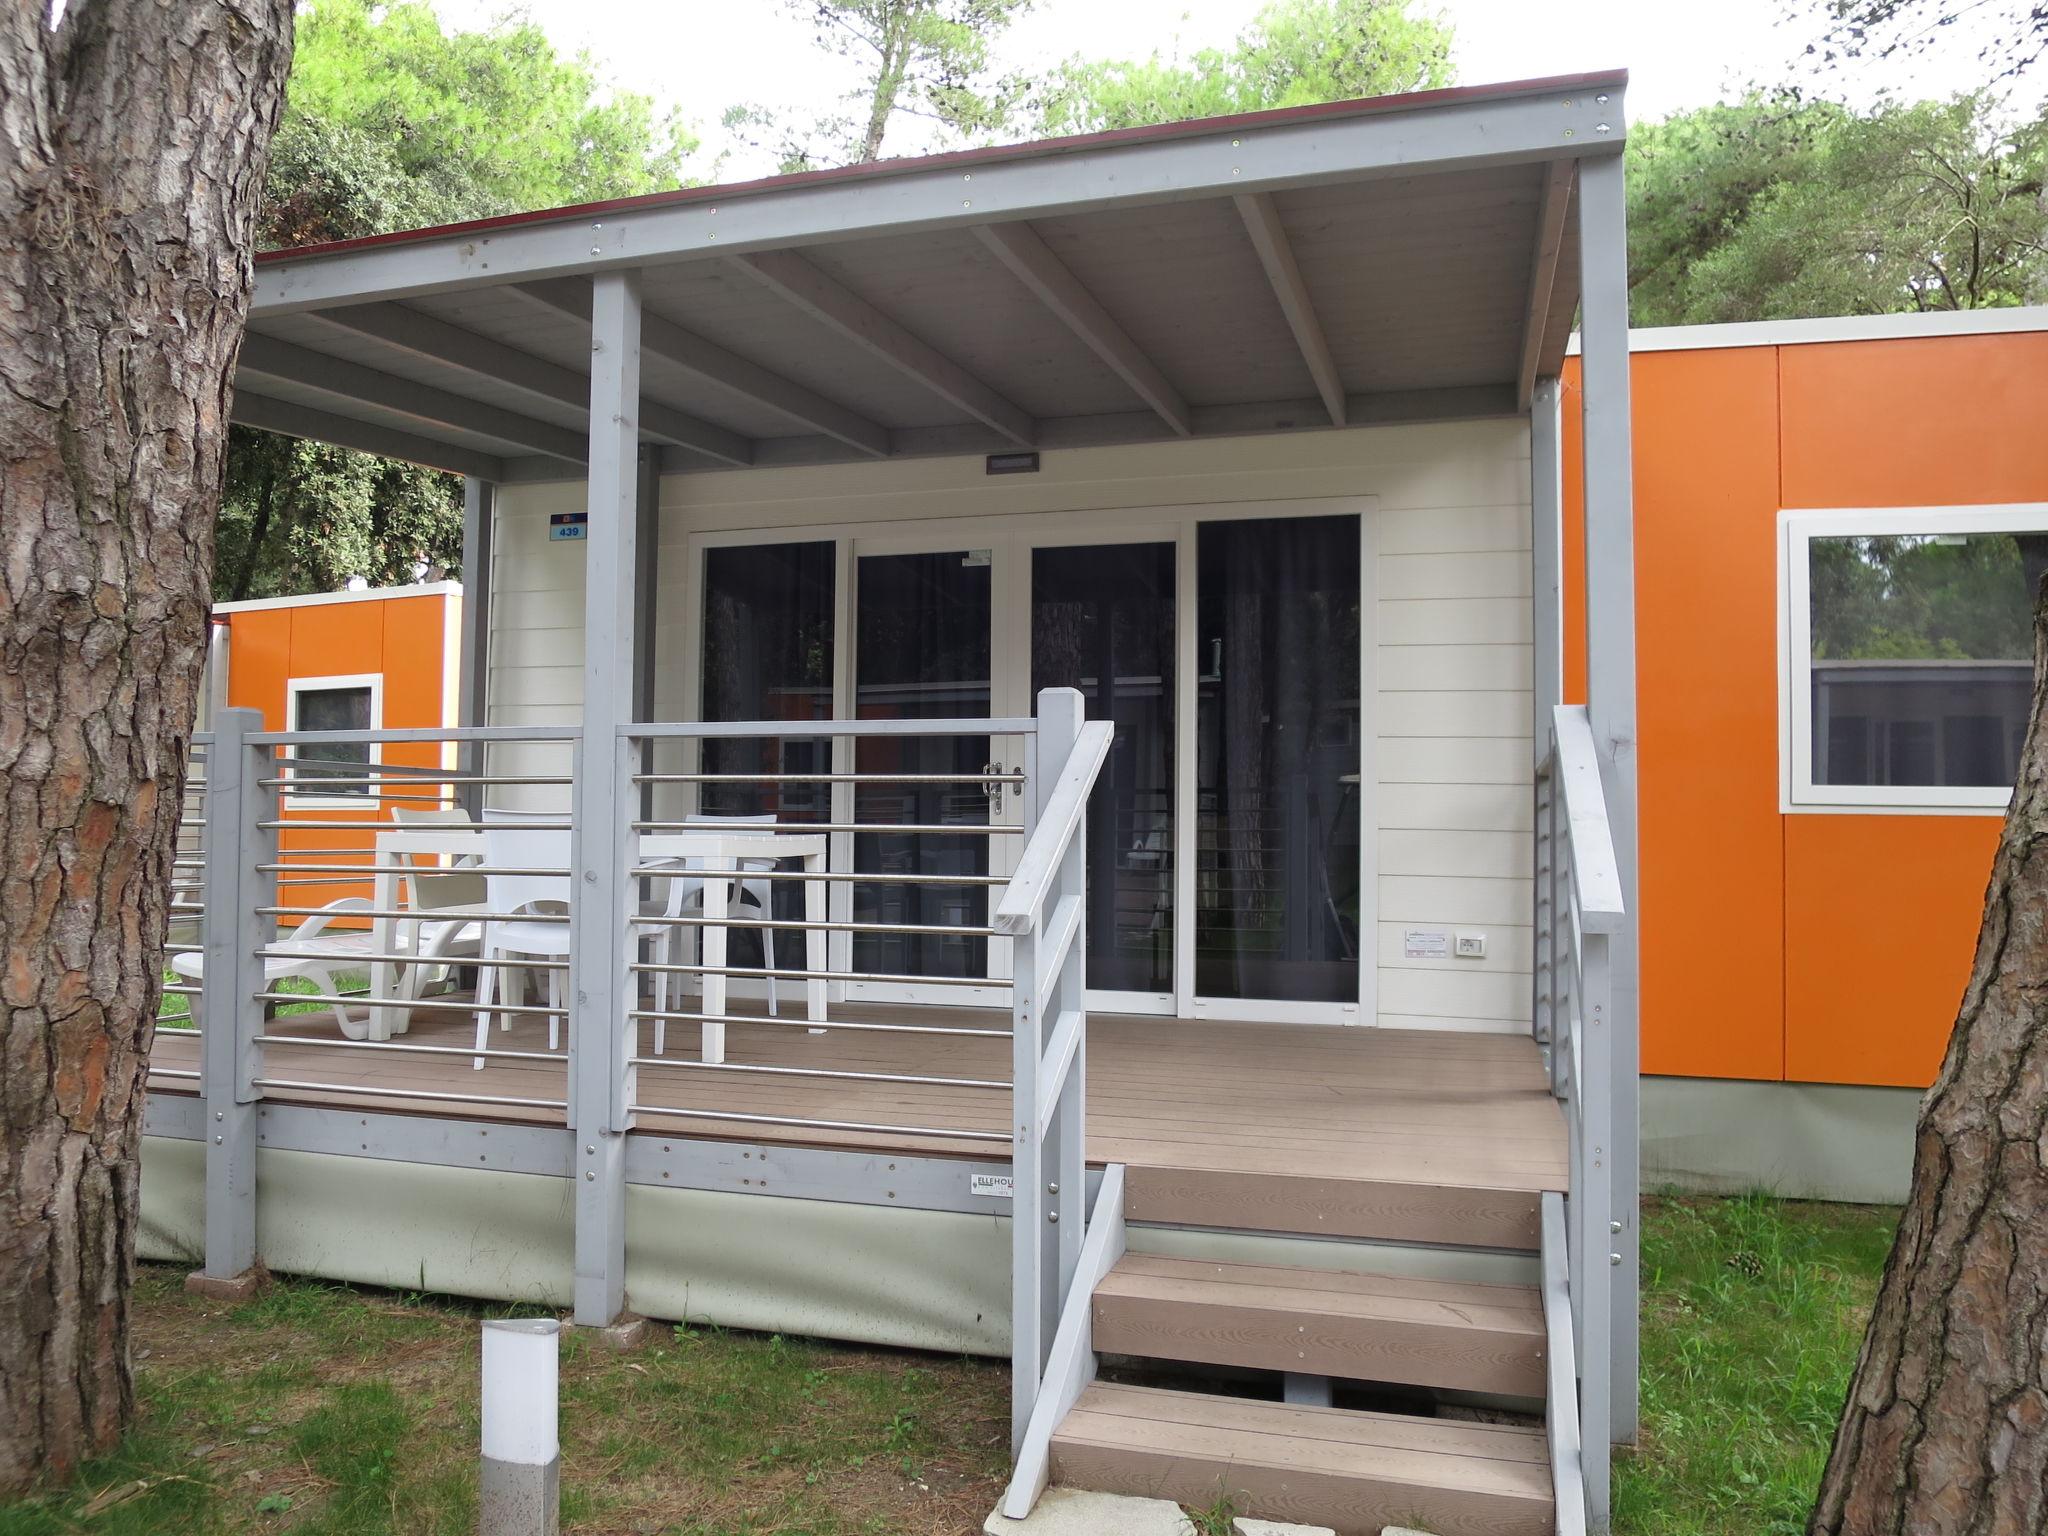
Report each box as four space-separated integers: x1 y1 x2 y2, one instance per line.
1534 702 1624 1532
167 691 1113 1465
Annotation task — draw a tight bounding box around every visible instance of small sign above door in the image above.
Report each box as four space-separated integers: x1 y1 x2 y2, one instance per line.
548 511 589 542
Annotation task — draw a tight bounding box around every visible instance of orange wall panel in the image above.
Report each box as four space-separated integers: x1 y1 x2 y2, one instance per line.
1780 334 2048 509
1632 347 1785 1080
1783 814 1999 1087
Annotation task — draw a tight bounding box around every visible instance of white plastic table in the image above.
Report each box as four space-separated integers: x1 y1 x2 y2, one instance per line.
640 829 829 1064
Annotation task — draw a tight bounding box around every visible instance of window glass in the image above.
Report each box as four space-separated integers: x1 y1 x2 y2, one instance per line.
291 685 372 792
1196 515 1361 1003
699 542 835 819
1033 542 1175 995
1808 532 2035 789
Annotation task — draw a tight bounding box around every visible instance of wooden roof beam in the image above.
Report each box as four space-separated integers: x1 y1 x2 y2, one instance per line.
1517 160 1576 412
973 221 1192 438
306 302 755 467
730 248 1037 448
1233 192 1346 428
513 278 890 459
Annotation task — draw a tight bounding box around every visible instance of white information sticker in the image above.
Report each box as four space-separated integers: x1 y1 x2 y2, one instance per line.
970 1173 1014 1200
1403 928 1451 959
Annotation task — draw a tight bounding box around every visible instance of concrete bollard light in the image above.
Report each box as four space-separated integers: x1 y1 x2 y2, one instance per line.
480 1318 561 1536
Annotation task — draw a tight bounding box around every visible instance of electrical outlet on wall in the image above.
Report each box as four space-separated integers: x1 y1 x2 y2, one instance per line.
1454 932 1486 960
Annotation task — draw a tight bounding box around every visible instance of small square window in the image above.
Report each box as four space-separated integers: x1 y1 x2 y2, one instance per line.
1786 510 2044 811
286 677 380 800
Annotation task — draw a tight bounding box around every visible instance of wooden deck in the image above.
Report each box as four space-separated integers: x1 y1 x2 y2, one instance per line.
149 1001 1566 1247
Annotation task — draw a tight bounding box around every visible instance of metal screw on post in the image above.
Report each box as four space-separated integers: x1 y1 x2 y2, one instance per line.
480 1318 560 1536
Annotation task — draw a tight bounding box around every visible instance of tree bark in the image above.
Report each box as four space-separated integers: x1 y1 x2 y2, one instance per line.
1810 586 2048 1535
0 0 292 1495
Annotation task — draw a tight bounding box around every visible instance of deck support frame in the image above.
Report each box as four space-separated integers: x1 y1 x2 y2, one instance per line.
196 707 271 1283
567 270 645 1327
1574 151 1639 1445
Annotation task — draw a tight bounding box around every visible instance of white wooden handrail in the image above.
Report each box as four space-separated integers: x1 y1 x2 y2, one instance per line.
1550 705 1624 933
1540 1192 1589 1536
993 720 1113 936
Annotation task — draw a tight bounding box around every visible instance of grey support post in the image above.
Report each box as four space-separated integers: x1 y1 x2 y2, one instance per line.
459 477 495 816
190 706 272 1297
567 270 644 1328
1575 150 1640 1444
1530 376 1564 753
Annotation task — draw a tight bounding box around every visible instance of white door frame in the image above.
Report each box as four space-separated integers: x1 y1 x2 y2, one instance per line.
677 496 1378 1025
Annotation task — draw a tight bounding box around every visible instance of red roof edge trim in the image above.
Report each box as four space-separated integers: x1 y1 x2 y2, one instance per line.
256 69 1628 267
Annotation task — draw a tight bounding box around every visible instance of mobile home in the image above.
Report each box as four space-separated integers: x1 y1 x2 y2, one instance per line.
155 74 1638 1534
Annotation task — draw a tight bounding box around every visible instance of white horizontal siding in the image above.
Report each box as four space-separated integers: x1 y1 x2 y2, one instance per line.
491 416 1535 1035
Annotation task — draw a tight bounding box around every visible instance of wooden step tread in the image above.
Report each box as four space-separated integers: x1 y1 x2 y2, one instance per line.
1093 1254 1545 1396
1050 1383 1553 1536
1123 1165 1546 1249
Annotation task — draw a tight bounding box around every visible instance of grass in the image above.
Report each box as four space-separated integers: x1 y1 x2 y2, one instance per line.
157 969 369 1028
0 1267 1009 1536
1615 1192 1898 1536
0 1196 1901 1535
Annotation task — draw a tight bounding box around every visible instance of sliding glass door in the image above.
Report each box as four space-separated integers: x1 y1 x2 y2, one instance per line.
1030 541 1176 1007
690 504 1367 1022
851 549 995 984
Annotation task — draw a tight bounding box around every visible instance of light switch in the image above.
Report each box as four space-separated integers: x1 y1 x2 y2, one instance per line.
1455 933 1486 959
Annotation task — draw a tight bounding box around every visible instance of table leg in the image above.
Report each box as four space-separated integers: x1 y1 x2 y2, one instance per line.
370 868 398 1043
804 851 827 1031
702 864 731 1065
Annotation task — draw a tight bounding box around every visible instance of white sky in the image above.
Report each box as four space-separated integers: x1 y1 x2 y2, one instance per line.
439 0 2026 181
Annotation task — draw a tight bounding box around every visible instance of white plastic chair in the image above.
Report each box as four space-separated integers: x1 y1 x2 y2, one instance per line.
647 812 783 1056
471 815 574 1068
169 896 378 1037
390 805 486 1000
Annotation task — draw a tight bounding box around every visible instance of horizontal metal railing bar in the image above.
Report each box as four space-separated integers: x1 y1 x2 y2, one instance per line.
626 1006 1010 1039
255 946 567 971
626 717 1036 740
153 1027 202 1037
634 771 1026 785
247 724 581 745
162 944 202 955
252 1035 564 1063
251 1077 568 1111
629 958 1002 990
259 863 571 876
270 788 461 805
625 1102 1009 1142
626 865 1006 887
252 991 567 1017
633 819 1022 836
149 1067 202 1080
635 913 999 937
256 774 570 788
627 1057 1008 1091
256 905 569 923
161 985 205 997
260 820 556 832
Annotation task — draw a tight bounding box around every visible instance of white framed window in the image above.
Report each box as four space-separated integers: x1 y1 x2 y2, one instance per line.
1781 505 2045 813
284 673 383 807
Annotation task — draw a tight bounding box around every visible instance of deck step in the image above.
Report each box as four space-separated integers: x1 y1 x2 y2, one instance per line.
1123 1166 1544 1249
1091 1254 1545 1397
1049 1383 1552 1536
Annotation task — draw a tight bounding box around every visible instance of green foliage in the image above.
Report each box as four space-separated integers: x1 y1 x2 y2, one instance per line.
1808 534 2034 661
1615 1194 1896 1536
726 0 1034 172
1628 91 2048 325
283 0 693 224
1030 0 1454 137
1806 0 2048 83
222 0 699 604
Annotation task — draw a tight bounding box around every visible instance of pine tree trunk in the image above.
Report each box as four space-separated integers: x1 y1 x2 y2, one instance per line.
1810 589 2048 1535
0 0 292 1495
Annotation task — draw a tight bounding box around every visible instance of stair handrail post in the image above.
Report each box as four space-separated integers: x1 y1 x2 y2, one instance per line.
1037 688 1088 1314
198 706 272 1282
1578 925 1615 1528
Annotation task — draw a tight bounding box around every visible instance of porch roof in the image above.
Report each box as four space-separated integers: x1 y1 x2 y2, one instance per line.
236 70 1627 483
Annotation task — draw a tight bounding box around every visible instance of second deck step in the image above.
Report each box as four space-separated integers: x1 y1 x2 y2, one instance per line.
1049 1382 1553 1536
1092 1253 1546 1397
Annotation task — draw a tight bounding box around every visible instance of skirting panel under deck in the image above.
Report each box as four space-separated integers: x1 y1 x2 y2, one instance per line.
139 1135 1013 1353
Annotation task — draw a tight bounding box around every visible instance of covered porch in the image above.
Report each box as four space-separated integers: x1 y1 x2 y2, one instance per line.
165 70 1639 1534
